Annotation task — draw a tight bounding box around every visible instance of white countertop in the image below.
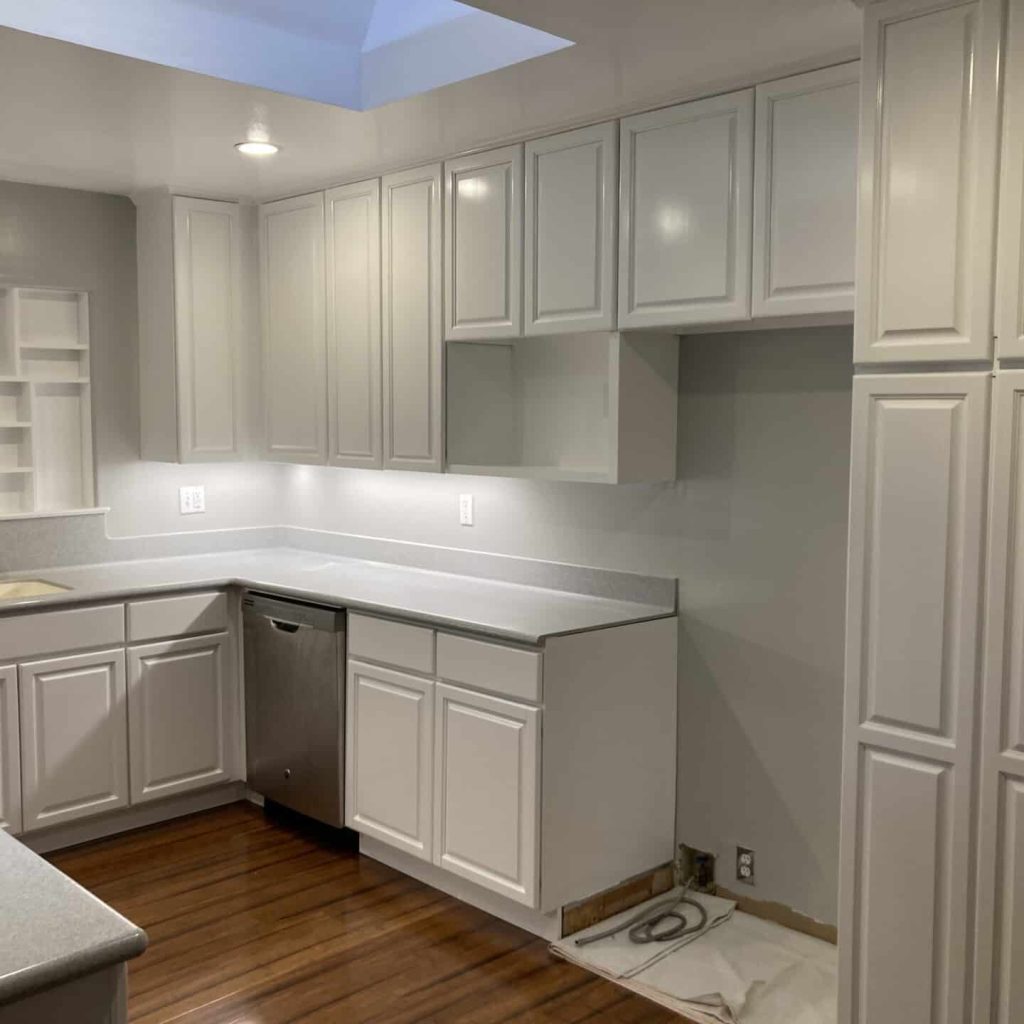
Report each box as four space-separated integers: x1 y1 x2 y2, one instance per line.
0 830 146 1004
0 548 674 643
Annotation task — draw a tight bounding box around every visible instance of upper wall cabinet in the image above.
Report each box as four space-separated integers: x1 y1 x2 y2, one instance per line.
382 164 444 472
259 193 328 464
138 192 245 463
855 0 1002 364
524 122 618 335
445 145 524 341
752 63 859 317
325 180 382 469
618 89 754 329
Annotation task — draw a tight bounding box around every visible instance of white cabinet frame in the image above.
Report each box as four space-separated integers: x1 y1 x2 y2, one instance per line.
0 664 21 834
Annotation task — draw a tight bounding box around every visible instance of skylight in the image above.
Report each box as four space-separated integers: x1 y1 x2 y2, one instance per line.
0 0 572 110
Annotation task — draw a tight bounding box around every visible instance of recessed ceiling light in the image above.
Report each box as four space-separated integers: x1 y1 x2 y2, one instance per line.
235 141 280 157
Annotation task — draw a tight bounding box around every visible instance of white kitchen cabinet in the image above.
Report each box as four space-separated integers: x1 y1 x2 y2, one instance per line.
19 649 129 831
381 164 443 472
444 145 524 341
524 123 617 334
752 63 859 317
345 660 434 860
137 191 245 463
854 0 1002 364
325 179 382 469
997 1 1024 358
618 89 754 329
838 373 989 1024
259 192 328 464
127 633 239 805
434 682 539 907
0 665 20 834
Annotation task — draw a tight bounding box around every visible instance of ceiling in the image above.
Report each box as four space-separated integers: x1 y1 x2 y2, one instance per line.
0 0 862 202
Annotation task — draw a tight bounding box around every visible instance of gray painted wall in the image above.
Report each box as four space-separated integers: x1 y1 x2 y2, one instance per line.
0 180 852 925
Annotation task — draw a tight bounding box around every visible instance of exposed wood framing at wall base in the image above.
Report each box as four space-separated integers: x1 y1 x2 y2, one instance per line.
716 885 838 944
560 863 675 938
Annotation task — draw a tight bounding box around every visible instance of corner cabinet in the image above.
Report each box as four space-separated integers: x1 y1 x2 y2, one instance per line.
618 89 754 329
0 665 20 833
382 164 444 472
444 145 524 341
259 192 328 464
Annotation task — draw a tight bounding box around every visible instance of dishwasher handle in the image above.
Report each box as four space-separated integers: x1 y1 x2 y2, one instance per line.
267 617 310 633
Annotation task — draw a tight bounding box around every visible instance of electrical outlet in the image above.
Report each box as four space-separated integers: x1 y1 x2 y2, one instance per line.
736 846 755 885
459 493 474 526
179 485 206 515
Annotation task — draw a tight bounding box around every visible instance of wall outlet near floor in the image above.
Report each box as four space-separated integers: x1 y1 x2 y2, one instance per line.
179 485 206 515
459 493 474 526
737 846 756 885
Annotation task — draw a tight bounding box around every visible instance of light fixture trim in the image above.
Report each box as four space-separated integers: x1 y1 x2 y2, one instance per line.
235 140 280 157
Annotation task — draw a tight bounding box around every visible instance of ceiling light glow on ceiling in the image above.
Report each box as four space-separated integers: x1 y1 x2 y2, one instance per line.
236 140 279 156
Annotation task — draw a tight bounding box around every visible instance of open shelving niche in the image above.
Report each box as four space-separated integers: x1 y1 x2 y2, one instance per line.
446 331 679 484
0 286 94 515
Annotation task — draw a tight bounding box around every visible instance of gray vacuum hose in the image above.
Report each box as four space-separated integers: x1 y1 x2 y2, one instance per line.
574 882 709 947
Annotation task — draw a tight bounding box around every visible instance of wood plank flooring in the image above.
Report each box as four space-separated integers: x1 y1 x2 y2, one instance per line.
49 803 685 1024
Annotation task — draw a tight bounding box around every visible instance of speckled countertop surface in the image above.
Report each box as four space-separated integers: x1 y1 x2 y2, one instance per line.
0 548 674 643
0 830 146 1004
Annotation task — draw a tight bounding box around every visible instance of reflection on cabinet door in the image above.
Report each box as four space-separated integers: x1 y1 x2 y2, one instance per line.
326 179 382 469
619 89 754 329
434 683 539 907
752 63 859 317
127 634 238 804
445 145 524 341
854 0 1002 363
0 665 20 834
19 649 128 831
381 164 443 472
259 192 328 463
525 122 617 334
346 661 434 860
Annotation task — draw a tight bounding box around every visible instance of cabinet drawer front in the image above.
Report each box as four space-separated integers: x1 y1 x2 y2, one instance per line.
0 603 124 661
436 633 541 703
349 614 435 675
128 591 228 642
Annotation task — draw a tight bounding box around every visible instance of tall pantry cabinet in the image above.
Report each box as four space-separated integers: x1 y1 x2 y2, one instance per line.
837 1 1005 1024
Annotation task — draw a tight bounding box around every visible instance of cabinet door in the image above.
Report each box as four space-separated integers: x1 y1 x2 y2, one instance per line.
855 0 1002 364
127 633 239 804
346 660 433 860
381 164 443 472
445 145 523 340
0 665 20 834
525 123 617 334
752 63 859 317
434 683 539 907
997 2 1024 358
619 89 754 328
19 649 128 830
259 192 327 464
172 197 243 461
839 373 989 1024
326 180 382 469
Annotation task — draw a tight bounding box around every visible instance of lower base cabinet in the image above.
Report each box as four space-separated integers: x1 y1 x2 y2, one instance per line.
0 665 21 834
19 649 129 831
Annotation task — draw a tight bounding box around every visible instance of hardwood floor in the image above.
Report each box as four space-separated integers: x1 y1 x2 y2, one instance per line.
49 803 683 1024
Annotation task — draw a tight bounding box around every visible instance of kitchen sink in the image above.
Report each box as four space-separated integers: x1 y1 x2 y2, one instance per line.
0 579 72 599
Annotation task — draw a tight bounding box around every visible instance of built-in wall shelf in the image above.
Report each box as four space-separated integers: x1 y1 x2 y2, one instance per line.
0 287 94 515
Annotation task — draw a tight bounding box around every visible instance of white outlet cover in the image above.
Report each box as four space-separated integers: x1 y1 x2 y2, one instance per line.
179 485 206 515
459 493 474 526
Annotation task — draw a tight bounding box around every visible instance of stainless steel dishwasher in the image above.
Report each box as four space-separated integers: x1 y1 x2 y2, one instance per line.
242 591 346 827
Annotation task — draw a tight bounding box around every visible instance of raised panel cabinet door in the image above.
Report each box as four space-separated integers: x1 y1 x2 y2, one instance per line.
172 197 243 461
127 633 239 804
752 63 859 317
618 89 754 328
381 164 443 472
997 1 1024 357
838 372 989 1024
524 122 617 334
855 0 1002 363
433 683 539 907
326 179 382 469
19 649 128 830
0 665 21 833
259 192 328 464
345 660 433 860
445 145 524 340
